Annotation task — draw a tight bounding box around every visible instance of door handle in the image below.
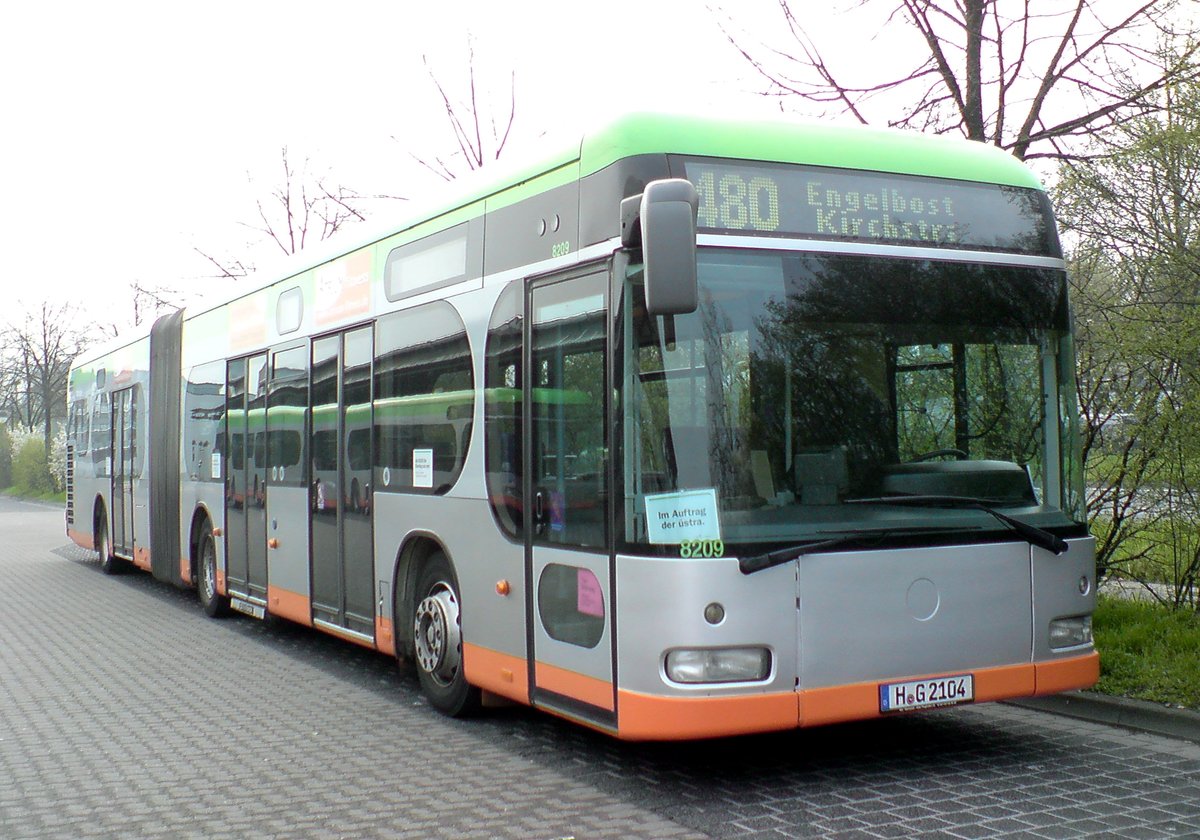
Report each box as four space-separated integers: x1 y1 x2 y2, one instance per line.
534 489 547 536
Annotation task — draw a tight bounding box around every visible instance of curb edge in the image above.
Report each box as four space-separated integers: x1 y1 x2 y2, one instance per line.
1006 691 1200 745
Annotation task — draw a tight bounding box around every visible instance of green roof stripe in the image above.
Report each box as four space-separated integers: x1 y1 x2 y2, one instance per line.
578 112 1043 189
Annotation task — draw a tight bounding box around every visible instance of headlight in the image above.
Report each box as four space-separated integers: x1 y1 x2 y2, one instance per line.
1049 615 1093 649
665 647 771 684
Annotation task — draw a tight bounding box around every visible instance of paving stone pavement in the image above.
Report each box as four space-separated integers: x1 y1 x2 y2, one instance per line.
2 498 1200 839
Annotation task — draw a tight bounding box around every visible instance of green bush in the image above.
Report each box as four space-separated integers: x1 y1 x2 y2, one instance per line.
0 425 12 489
12 437 53 495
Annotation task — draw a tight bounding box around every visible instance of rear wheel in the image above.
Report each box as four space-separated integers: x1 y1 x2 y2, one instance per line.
412 552 481 716
197 523 230 618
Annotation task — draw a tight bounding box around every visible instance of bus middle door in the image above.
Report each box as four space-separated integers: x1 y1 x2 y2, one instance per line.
225 354 269 608
264 344 311 625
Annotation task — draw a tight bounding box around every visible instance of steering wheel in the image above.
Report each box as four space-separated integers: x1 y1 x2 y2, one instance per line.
910 448 967 462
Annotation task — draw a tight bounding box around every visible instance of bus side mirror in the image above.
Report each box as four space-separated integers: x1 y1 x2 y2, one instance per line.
620 179 699 316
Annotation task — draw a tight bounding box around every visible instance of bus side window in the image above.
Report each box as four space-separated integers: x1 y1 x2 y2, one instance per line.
91 392 111 475
374 301 474 496
484 281 523 539
529 273 608 549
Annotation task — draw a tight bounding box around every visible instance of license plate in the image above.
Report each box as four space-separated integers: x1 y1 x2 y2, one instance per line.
879 674 974 713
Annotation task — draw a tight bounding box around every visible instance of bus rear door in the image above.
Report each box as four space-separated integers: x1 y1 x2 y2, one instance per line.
110 386 137 558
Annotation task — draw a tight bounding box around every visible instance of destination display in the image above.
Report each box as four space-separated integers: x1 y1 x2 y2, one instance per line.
681 158 1055 255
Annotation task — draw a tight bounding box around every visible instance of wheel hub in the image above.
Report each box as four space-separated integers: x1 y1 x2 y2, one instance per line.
414 586 462 687
202 545 216 601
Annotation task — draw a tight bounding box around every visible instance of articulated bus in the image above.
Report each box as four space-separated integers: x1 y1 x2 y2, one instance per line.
66 113 1098 740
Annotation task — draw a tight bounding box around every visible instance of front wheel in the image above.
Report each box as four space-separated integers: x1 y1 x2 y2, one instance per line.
197 524 230 618
412 552 481 717
96 510 128 575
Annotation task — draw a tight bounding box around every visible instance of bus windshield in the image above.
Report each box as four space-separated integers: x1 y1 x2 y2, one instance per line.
620 248 1085 551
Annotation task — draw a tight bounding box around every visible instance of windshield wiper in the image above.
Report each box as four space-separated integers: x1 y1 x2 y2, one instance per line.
738 527 967 575
846 494 1069 556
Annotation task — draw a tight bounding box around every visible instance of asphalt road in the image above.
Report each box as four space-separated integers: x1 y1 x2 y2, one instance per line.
2 497 1199 839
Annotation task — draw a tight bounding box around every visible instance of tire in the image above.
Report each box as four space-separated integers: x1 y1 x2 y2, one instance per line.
196 523 230 618
411 552 481 716
96 507 128 575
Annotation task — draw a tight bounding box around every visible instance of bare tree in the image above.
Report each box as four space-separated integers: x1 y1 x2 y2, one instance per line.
192 146 387 285
192 248 254 284
1 303 92 451
248 147 370 256
406 42 517 180
198 47 513 278
717 0 1198 160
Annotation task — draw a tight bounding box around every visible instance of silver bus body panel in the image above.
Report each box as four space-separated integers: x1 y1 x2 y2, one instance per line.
797 541 1033 688
266 485 310 599
614 554 799 697
1032 536 1097 660
372 492 528 665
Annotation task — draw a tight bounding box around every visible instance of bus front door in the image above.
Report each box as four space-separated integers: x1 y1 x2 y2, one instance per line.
309 328 375 639
525 270 615 725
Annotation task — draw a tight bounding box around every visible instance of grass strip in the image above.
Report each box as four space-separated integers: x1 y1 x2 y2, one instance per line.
1093 595 1200 710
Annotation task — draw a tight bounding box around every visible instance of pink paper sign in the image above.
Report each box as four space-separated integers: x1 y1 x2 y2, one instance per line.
576 569 604 618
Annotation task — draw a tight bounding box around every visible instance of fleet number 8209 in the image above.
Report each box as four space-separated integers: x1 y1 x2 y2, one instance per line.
679 539 725 558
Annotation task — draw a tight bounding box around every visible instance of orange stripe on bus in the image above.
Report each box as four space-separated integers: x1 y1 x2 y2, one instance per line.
799 662 1036 727
617 689 799 741
216 569 226 597
1035 651 1099 695
67 529 93 551
266 585 312 626
535 662 616 712
375 616 395 657
462 642 530 705
132 546 152 572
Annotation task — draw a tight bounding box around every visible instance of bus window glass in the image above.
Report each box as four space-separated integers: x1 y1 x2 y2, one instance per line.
537 563 605 648
374 301 473 495
267 349 307 487
384 225 470 301
276 287 304 335
485 282 523 538
311 337 339 510
69 399 88 454
344 327 372 513
185 361 225 482
530 275 607 549
129 385 142 478
91 392 111 476
620 249 1080 552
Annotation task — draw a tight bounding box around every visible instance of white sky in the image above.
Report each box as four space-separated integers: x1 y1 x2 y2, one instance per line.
6 1 1175 332
2 0 827 330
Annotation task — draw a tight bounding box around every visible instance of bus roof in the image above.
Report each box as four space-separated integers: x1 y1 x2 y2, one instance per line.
579 112 1043 190
73 112 1046 370
240 112 1047 299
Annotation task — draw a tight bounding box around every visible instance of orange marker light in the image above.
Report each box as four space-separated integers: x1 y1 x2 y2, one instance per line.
268 538 280 549
495 579 511 596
